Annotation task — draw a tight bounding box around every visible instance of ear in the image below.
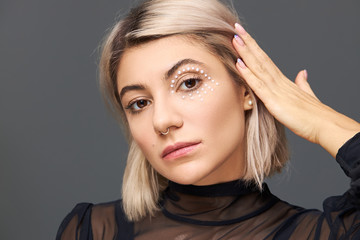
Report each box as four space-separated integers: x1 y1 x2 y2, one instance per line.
243 89 253 111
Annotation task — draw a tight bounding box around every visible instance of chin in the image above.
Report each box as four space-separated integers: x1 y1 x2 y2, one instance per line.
166 172 206 186
168 176 199 185
163 161 213 185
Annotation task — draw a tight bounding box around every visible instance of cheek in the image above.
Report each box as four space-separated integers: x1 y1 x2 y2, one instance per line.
195 84 246 141
127 115 156 157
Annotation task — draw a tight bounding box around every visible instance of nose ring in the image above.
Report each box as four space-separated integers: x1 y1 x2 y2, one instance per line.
160 128 170 135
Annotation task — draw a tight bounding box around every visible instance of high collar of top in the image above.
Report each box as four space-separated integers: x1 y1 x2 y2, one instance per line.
161 180 278 226
167 179 260 197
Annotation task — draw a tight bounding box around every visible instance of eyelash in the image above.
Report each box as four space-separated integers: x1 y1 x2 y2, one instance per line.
178 77 202 92
125 98 151 114
125 75 204 114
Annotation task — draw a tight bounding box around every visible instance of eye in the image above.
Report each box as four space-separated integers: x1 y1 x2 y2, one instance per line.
127 99 151 112
179 78 201 90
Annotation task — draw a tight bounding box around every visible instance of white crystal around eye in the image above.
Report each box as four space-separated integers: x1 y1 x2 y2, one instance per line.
170 84 174 87
201 88 204 91
175 75 178 79
204 91 207 94
182 68 186 72
189 93 192 96
204 74 207 77
216 82 219 86
192 67 195 70
211 88 214 91
187 67 190 71
196 68 199 71
211 79 215 82
208 86 211 89
182 95 185 99
190 97 194 100
171 79 175 83
200 70 204 74
196 91 199 94
171 90 174 94
204 84 208 87
178 70 181 74
208 77 211 80
200 98 203 101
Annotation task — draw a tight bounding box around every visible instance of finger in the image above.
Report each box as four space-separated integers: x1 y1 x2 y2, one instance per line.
233 32 274 79
232 36 273 85
294 70 320 101
233 23 280 79
235 58 270 100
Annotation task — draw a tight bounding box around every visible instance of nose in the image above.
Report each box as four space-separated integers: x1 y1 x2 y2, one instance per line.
152 97 183 136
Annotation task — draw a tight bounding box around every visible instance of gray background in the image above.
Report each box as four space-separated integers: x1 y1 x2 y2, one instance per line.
1 0 359 239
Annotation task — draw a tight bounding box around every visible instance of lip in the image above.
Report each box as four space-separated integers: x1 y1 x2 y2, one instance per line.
161 142 201 160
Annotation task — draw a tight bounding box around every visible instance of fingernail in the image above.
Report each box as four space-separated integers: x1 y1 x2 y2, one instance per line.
303 69 308 79
234 34 244 46
235 23 246 35
237 58 246 69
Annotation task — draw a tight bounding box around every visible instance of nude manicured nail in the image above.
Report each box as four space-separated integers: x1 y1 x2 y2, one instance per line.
235 23 246 35
234 34 244 46
237 58 246 69
303 69 308 79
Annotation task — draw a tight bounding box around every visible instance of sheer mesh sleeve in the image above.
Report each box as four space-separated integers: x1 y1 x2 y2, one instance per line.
276 132 360 239
56 202 93 240
56 200 133 240
317 132 360 239
336 132 360 209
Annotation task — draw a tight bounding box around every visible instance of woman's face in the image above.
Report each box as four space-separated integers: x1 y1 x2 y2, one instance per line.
117 36 252 185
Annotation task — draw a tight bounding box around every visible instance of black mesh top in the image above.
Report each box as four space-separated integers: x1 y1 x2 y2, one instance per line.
56 133 360 239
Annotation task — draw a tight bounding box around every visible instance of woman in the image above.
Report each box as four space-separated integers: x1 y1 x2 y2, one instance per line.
56 0 360 239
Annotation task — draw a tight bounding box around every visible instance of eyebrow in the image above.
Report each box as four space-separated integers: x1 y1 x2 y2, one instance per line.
119 58 205 100
119 84 145 100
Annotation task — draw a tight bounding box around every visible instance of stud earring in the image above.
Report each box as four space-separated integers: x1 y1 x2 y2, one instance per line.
248 100 253 106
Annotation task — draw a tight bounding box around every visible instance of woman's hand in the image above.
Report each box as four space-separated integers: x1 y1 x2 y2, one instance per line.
232 23 360 157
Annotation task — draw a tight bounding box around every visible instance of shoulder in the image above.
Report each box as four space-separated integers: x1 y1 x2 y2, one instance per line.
56 199 134 240
91 200 124 238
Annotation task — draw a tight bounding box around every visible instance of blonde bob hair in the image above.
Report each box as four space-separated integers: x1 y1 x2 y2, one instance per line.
99 0 288 221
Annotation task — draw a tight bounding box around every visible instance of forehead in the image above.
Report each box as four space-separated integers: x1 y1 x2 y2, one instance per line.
116 36 223 89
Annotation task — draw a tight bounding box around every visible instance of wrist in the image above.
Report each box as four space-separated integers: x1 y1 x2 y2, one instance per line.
317 109 360 157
